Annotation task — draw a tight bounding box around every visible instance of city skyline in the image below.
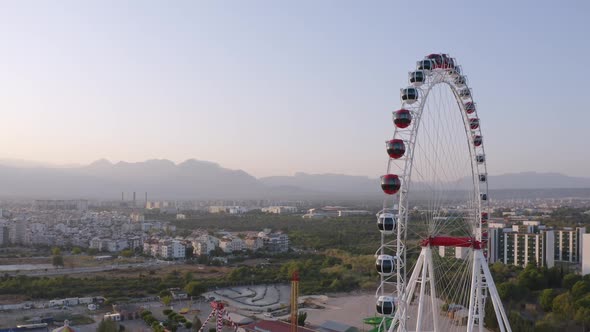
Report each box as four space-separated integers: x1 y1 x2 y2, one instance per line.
1 1 589 178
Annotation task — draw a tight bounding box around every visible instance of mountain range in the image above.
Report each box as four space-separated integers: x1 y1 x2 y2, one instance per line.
0 158 588 200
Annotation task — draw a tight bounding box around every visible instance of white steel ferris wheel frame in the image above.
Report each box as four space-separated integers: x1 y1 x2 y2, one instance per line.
378 59 511 332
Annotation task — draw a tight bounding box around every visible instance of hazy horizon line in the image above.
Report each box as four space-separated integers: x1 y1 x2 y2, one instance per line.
0 157 585 180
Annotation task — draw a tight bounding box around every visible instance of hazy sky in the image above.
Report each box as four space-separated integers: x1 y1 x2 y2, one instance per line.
0 1 588 178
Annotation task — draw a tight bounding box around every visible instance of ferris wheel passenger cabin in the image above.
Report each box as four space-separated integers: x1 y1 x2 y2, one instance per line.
401 87 418 104
426 53 455 69
381 174 401 195
376 254 397 276
459 88 472 99
409 71 425 86
417 59 434 71
386 139 406 159
464 101 476 114
376 296 396 315
393 109 412 128
454 75 467 86
377 213 397 234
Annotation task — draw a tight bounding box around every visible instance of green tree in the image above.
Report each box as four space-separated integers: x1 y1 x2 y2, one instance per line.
185 281 206 297
184 271 194 283
563 273 581 290
539 289 556 311
97 319 118 332
497 282 526 302
51 247 61 256
517 264 547 290
52 255 64 268
72 247 82 255
575 307 590 328
297 312 307 326
161 295 172 306
120 249 133 258
553 293 575 320
572 280 590 300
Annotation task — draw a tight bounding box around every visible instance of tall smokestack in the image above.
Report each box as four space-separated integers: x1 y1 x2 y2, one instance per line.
145 192 148 205
121 192 124 201
133 192 136 204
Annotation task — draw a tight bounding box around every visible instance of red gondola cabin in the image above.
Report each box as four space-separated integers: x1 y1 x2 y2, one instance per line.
464 102 476 114
394 109 412 129
386 139 406 159
381 174 401 195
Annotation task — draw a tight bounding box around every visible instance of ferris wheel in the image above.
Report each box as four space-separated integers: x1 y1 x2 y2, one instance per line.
375 54 511 332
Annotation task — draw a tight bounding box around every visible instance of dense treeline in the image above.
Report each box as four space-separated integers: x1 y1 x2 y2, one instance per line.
0 250 375 301
485 262 590 331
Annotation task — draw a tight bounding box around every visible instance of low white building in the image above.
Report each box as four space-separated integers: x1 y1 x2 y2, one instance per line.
208 206 248 214
261 206 298 214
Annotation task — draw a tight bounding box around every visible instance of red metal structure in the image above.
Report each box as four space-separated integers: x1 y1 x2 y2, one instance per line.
420 236 482 249
198 301 238 332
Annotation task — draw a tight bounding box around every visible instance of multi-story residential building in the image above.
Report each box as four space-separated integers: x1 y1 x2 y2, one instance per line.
501 229 555 268
486 222 555 268
244 236 264 251
486 221 586 268
554 227 586 263
107 239 129 252
160 241 185 259
9 222 26 245
90 237 103 250
219 238 245 253
260 232 289 252
0 223 9 246
582 234 590 275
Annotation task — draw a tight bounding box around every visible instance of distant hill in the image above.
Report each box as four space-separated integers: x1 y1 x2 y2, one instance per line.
487 172 590 189
260 172 377 194
0 159 265 200
0 158 588 200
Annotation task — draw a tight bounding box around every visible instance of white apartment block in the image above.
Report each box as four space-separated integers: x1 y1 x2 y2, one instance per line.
219 238 245 253
160 241 185 259
261 206 298 214
245 236 264 251
208 206 248 214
